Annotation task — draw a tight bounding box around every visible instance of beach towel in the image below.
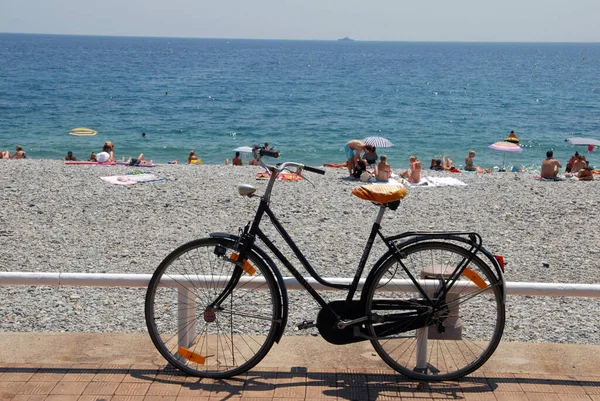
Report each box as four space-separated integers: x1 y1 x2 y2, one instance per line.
370 178 400 185
405 176 467 187
255 172 303 181
101 173 166 186
535 175 564 181
115 161 156 168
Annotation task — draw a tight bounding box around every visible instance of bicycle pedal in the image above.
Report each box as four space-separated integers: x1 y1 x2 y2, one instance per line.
296 320 316 330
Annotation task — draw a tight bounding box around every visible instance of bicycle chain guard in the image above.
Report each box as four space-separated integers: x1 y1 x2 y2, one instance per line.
316 300 367 345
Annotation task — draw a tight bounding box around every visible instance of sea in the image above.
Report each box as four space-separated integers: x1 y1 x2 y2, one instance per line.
1 33 599 170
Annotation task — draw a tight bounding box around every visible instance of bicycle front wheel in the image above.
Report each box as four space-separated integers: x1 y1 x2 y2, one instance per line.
145 237 282 378
362 241 505 381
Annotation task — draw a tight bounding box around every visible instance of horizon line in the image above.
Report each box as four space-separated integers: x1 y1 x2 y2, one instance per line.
1 31 599 44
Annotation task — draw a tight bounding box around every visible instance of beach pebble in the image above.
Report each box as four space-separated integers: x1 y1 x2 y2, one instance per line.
0 160 598 345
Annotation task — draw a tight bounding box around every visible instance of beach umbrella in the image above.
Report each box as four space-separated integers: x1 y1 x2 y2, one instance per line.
68 127 97 152
361 136 395 148
565 137 600 152
488 141 523 169
233 146 253 153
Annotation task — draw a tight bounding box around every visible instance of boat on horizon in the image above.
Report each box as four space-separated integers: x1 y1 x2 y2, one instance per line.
338 36 354 41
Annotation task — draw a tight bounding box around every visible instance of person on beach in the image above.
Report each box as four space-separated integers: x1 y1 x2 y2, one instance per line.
430 158 443 170
1 149 11 158
345 139 365 176
232 152 243 166
352 157 368 179
10 146 26 159
127 153 153 166
363 145 378 167
565 151 579 173
102 142 115 162
188 150 199 164
89 152 97 162
571 155 587 174
374 155 392 181
577 166 594 181
541 150 562 179
401 156 422 183
464 150 477 171
63 151 77 161
142 132 146 138
263 142 271 150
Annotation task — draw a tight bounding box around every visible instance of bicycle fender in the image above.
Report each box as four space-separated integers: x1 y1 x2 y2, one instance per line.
209 232 288 342
361 240 506 306
385 234 506 303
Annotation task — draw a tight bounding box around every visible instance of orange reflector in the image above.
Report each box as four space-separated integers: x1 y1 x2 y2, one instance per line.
230 252 256 276
462 267 487 289
495 255 505 272
177 347 206 364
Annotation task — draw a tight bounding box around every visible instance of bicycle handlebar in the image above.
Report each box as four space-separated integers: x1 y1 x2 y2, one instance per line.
303 165 325 175
252 145 325 176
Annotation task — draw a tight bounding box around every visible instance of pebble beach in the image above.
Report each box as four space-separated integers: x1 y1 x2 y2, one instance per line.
0 159 599 345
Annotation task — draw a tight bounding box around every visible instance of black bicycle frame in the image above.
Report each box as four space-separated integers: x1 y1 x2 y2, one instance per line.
216 195 486 322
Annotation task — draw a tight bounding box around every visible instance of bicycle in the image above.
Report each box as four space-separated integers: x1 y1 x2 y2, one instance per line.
145 146 506 381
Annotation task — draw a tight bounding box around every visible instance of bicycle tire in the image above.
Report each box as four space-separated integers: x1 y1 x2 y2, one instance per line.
145 237 282 378
362 241 505 381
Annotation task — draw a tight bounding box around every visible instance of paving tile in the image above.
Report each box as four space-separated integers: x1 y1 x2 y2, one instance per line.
516 374 556 393
210 378 244 399
579 377 600 395
28 371 67 382
111 396 145 401
177 396 211 401
589 396 600 401
44 395 79 401
485 374 522 392
0 381 26 397
272 371 306 399
16 380 58 395
557 395 594 401
146 382 182 396
525 393 562 401
115 382 151 396
10 395 48 401
493 392 529 401
124 366 158 383
178 380 214 398
78 396 115 401
64 366 101 382
0 371 36 382
462 391 497 401
94 364 129 380
82 381 120 395
49 380 89 395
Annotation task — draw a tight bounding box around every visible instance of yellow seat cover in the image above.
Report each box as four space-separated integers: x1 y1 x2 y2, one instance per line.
352 184 407 204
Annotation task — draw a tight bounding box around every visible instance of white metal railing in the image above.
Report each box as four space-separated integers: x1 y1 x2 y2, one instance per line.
1 272 600 297
2 272 600 358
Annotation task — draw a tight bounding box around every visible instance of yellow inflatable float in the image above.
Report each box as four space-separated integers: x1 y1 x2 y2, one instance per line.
504 131 519 143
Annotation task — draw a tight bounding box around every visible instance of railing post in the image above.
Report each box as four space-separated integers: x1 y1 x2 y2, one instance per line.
177 287 196 351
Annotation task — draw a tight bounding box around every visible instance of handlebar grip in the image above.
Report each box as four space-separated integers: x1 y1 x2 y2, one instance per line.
303 165 325 175
259 149 279 158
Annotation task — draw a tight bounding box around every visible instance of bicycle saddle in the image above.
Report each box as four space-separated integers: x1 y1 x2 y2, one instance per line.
351 184 407 204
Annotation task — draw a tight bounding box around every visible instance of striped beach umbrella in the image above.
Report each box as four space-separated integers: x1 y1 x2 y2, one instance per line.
488 141 523 169
361 136 395 148
68 127 98 152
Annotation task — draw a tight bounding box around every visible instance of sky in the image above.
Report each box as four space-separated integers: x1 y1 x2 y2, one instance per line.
1 0 599 42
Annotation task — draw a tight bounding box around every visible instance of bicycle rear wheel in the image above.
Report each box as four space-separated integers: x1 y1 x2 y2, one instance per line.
362 241 505 381
145 237 281 378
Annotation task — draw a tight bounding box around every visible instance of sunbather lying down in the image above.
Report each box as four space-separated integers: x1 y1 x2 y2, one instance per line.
127 153 153 166
430 157 461 172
